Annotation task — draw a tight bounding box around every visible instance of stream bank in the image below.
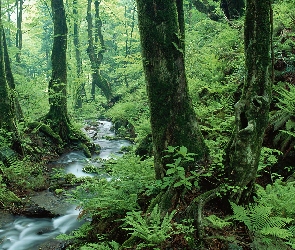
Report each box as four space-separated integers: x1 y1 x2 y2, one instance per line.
0 120 132 250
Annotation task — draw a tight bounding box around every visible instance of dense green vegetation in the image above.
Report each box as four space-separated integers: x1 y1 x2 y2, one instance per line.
0 0 295 249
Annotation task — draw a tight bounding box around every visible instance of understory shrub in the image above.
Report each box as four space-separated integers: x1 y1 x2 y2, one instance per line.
270 83 295 151
0 158 47 191
0 173 21 207
68 153 154 218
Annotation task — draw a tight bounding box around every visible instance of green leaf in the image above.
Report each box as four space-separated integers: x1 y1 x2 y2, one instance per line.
166 168 176 175
174 157 182 166
166 146 176 153
174 182 183 188
178 146 187 156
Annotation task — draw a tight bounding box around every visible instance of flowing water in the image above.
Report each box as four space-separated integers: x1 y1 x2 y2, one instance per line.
0 120 132 250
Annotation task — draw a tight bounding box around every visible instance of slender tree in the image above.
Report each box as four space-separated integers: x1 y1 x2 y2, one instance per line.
15 0 23 63
136 0 208 183
86 0 112 101
224 0 272 203
73 0 86 109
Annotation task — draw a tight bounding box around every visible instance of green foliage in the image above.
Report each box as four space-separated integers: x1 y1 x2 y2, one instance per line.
16 76 49 121
164 146 199 190
270 83 295 151
257 147 282 177
122 204 176 247
106 85 151 141
174 219 196 246
57 222 92 241
230 201 294 248
147 146 208 195
82 164 99 174
0 129 13 148
231 202 292 234
0 173 21 207
204 214 232 229
256 180 295 218
79 241 120 250
0 158 47 191
273 0 295 65
68 153 154 218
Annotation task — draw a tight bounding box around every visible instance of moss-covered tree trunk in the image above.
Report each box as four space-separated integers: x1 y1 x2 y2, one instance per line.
44 0 72 142
0 6 21 152
15 0 23 63
73 0 86 109
3 31 23 121
224 0 272 203
136 0 208 180
86 0 112 101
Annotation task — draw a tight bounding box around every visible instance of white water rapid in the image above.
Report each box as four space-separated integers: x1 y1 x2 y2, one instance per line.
0 120 132 250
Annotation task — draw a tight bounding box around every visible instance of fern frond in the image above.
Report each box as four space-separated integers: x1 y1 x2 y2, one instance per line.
260 226 293 239
271 111 291 131
231 202 293 239
230 201 252 230
249 205 272 231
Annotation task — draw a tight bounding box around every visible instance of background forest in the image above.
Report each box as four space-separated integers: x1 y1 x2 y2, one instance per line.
1 0 295 249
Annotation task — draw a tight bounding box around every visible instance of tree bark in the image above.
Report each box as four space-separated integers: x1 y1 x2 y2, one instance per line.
224 0 272 203
3 31 23 121
0 5 21 152
44 0 72 142
73 0 86 109
86 0 112 101
15 0 23 63
136 0 208 180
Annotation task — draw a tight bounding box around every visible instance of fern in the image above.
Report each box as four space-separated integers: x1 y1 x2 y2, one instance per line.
256 180 295 218
260 227 292 239
270 83 295 150
122 204 176 245
230 202 293 240
79 241 120 250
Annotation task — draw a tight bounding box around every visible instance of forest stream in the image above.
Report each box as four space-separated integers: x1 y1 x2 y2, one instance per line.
0 120 132 250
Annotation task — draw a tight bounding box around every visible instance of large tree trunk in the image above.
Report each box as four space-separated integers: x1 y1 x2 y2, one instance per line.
224 0 272 203
86 0 112 101
0 6 21 153
136 0 208 179
44 0 72 142
3 31 23 121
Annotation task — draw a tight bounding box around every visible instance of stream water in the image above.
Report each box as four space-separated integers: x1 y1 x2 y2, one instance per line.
0 120 132 250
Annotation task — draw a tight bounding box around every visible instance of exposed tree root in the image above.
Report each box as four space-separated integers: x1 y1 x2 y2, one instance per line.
186 186 225 239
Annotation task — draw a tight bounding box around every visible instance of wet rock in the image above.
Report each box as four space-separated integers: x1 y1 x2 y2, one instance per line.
20 202 57 218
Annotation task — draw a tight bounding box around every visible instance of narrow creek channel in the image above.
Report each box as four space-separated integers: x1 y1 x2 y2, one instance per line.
0 120 132 250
